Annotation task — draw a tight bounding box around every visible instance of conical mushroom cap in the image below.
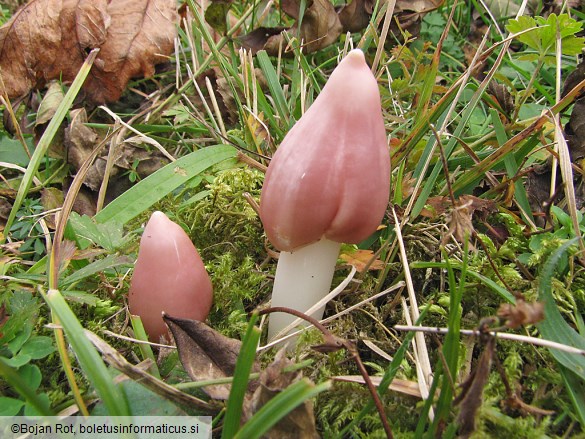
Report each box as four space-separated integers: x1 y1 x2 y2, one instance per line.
260 49 390 251
128 211 213 341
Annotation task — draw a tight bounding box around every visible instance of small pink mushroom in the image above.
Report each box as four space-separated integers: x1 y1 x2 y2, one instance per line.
260 49 390 341
128 211 213 342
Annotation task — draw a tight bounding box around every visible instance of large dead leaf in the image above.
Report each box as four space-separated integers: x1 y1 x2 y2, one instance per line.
0 0 177 103
164 314 260 400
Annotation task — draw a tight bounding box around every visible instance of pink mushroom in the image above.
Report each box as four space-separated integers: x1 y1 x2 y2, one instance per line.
128 211 213 342
260 49 390 341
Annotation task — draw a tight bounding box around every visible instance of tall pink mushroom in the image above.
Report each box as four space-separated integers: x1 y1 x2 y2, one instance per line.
128 211 213 342
260 49 390 341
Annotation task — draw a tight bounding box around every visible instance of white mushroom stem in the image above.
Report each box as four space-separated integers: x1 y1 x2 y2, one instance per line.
267 238 341 341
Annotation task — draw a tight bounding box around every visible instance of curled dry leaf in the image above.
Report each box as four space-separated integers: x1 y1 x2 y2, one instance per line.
65 108 104 191
164 314 260 400
497 300 545 329
488 81 514 118
0 0 177 103
65 108 169 198
339 248 384 272
40 187 63 229
454 335 496 438
248 349 319 438
338 0 375 33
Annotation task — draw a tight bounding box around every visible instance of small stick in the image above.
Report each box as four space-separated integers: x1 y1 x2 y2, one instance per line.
258 307 394 439
394 325 585 356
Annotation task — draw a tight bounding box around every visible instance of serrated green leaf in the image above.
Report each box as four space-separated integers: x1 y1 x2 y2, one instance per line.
506 13 585 60
507 16 541 50
65 212 127 251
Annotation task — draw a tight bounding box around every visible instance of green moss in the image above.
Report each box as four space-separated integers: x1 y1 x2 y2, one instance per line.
182 166 265 261
207 253 267 338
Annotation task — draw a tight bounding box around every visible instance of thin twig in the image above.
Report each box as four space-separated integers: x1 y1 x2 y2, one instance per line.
394 325 585 356
258 307 394 439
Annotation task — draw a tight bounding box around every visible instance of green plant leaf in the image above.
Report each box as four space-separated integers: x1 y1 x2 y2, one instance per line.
2 354 32 368
18 364 42 391
19 337 56 360
42 288 130 416
537 239 585 394
60 255 132 288
0 357 53 416
65 212 128 251
506 13 585 61
0 397 25 416
221 314 260 439
94 144 237 226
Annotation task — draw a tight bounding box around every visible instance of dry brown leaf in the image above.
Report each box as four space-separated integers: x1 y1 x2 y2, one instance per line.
497 300 545 329
85 329 218 412
0 197 13 232
40 187 63 229
65 108 105 191
488 81 514 118
0 0 177 103
420 196 449 218
164 314 260 400
241 0 342 55
454 335 495 438
443 195 497 245
445 201 475 245
396 0 443 12
247 349 319 438
339 248 384 272
338 0 374 33
65 108 168 198
333 375 422 398
239 0 442 54
85 0 177 103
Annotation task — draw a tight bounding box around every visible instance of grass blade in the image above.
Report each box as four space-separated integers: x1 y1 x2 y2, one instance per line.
3 50 98 238
94 144 236 226
537 238 585 375
41 288 130 416
412 261 516 303
221 314 261 439
490 108 535 227
234 379 332 439
256 51 290 128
